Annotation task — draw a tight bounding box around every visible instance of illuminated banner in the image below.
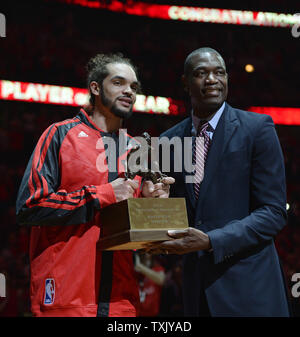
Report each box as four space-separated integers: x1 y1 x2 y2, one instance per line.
249 106 300 125
0 80 184 115
0 80 88 106
1 80 299 124
168 7 299 27
58 0 300 28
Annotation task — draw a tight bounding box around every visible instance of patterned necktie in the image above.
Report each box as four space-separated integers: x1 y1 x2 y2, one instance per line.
193 121 212 199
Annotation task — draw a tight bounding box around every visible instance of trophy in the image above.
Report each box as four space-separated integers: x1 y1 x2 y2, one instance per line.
97 132 188 250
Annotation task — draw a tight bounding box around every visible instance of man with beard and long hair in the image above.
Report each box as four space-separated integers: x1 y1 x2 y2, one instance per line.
16 53 174 317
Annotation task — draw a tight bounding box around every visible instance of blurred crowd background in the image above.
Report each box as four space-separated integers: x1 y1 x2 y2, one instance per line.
0 0 299 316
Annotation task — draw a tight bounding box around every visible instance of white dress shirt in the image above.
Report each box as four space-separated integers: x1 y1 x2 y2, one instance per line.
191 102 225 139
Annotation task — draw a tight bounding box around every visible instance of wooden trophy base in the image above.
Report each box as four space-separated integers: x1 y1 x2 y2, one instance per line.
97 198 188 250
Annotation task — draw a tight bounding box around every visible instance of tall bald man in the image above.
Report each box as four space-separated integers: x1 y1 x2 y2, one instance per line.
149 47 291 317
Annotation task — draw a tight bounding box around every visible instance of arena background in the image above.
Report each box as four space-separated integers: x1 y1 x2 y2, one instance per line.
0 0 299 316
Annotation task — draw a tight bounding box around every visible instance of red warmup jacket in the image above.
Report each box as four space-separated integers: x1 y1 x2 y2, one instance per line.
16 109 142 317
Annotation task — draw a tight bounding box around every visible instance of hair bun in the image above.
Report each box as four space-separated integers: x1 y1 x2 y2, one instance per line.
86 59 96 72
86 55 103 72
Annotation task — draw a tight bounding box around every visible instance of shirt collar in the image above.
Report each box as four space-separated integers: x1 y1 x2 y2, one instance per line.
192 102 225 135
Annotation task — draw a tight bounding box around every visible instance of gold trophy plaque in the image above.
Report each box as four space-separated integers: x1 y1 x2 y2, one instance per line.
97 197 188 250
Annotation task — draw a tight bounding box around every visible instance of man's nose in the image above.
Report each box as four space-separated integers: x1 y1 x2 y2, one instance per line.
205 72 218 84
122 85 134 97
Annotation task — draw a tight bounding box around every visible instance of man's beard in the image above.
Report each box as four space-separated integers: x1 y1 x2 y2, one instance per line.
101 90 134 120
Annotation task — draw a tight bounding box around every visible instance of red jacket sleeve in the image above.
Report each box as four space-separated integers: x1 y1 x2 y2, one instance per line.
16 122 117 226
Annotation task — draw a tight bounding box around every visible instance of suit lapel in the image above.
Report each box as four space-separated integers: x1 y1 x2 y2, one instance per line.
195 104 239 211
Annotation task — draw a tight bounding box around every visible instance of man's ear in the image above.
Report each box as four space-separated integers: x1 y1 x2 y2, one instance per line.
182 75 189 94
89 81 100 96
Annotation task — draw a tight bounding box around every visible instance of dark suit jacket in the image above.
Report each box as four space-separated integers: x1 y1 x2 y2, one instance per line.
160 103 290 316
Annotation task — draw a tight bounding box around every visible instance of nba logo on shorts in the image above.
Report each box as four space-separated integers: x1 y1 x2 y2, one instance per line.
44 278 55 305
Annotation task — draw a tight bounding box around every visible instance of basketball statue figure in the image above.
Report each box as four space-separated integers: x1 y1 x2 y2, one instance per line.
124 132 167 184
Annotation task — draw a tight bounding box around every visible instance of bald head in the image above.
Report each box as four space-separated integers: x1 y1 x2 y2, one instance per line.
184 47 226 78
182 47 228 118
